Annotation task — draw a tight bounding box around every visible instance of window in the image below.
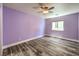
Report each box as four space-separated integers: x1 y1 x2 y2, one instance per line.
52 21 64 31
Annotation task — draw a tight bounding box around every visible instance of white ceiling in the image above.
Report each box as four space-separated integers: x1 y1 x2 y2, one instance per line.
4 3 79 19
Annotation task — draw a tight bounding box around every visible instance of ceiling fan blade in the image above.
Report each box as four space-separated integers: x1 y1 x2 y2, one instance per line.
37 11 43 13
49 11 53 13
33 7 39 9
33 7 43 11
48 7 54 10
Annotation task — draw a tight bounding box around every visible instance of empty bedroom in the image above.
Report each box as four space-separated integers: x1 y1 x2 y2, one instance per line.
0 3 79 56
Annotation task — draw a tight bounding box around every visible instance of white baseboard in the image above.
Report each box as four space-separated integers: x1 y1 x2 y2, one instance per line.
3 35 44 49
3 34 79 49
45 34 79 43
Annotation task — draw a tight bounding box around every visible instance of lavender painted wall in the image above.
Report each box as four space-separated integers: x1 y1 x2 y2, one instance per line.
45 13 78 40
3 6 45 46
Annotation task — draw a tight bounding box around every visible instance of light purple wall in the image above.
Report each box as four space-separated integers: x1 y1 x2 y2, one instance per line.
45 13 78 40
3 6 45 46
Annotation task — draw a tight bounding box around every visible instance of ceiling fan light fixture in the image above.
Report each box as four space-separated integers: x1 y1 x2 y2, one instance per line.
33 3 55 14
43 10 49 14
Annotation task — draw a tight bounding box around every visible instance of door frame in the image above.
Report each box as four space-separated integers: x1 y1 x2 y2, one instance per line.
0 3 3 56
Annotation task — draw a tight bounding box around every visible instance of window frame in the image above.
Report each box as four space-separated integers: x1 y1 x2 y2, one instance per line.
52 21 64 31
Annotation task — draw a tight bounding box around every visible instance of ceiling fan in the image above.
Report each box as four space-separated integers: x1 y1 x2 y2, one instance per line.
33 3 55 14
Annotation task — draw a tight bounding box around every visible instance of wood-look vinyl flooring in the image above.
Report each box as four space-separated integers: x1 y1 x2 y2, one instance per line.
3 37 79 56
